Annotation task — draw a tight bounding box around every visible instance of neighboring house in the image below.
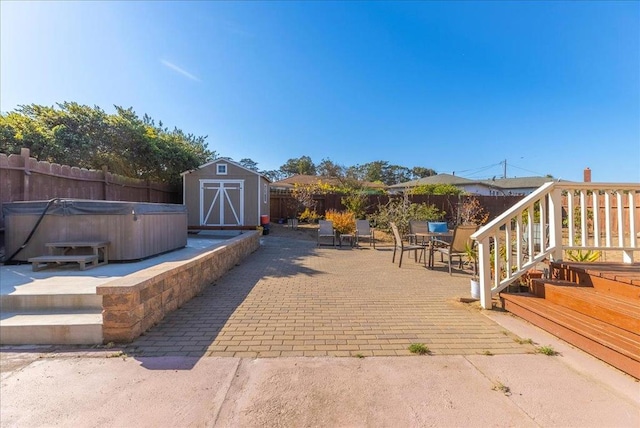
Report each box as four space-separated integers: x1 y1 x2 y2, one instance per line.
483 176 561 196
388 173 560 196
181 159 270 228
271 174 386 193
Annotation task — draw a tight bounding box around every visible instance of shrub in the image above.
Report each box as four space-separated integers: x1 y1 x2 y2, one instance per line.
369 194 444 235
341 191 369 220
457 196 489 226
299 208 320 223
325 209 355 234
410 184 463 195
565 249 600 262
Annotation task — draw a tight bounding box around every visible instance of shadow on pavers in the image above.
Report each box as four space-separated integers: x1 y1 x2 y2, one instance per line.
126 236 323 370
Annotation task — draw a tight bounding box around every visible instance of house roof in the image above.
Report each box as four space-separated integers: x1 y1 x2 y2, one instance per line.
389 173 565 191
271 175 386 190
479 176 559 189
388 174 476 188
180 158 271 182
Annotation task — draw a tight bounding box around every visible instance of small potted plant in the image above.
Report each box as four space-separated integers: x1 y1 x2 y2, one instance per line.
464 241 480 299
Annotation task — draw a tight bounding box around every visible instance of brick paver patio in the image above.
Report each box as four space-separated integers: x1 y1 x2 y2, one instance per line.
126 225 535 358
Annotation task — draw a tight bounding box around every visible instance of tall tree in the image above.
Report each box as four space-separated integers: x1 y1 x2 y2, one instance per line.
410 166 437 179
239 158 259 171
0 102 214 184
316 158 344 177
279 156 316 177
260 169 284 182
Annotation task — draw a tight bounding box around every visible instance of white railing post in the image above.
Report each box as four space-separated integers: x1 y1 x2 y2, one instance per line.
624 191 636 263
548 186 563 261
478 236 492 309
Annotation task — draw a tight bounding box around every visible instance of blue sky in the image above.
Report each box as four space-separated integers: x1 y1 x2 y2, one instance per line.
1 1 639 183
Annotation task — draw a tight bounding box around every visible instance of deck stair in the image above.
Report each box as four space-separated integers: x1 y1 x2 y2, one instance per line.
0 285 103 345
500 261 640 379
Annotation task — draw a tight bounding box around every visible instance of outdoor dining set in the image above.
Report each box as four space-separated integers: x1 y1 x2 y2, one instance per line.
317 219 477 275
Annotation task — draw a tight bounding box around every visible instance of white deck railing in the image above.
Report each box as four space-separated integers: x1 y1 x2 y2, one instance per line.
471 182 640 309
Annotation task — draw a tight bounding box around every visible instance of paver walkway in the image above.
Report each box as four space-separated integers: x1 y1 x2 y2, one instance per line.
127 225 534 358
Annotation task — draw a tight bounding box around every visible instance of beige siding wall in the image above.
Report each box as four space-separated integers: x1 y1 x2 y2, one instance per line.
183 161 269 227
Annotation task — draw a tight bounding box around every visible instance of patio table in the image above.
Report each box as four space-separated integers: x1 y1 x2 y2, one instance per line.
415 232 453 267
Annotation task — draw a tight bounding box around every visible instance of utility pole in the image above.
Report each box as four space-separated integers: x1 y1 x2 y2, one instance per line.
501 159 507 179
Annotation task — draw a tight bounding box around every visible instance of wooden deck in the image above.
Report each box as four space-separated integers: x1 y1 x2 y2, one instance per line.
500 261 640 379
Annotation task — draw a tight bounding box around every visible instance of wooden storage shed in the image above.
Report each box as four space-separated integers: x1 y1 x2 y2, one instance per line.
181 159 270 229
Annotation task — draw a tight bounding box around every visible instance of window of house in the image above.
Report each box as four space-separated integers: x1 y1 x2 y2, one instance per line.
264 183 268 203
217 164 227 175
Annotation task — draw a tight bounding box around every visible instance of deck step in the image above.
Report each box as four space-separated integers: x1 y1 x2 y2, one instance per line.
0 309 103 345
550 262 640 300
501 292 640 379
531 280 640 334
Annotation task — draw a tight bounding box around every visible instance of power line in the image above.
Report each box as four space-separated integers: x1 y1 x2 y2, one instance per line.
508 163 547 176
455 162 502 174
455 159 547 180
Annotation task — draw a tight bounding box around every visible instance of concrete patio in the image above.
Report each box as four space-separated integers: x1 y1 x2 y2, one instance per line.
1 223 638 427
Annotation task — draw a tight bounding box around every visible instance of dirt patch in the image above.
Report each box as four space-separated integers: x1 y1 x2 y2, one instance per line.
266 222 318 241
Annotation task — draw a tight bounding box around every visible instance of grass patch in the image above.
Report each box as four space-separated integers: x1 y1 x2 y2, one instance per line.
354 353 365 359
536 345 558 356
482 350 494 356
408 343 431 355
514 337 534 345
106 350 126 359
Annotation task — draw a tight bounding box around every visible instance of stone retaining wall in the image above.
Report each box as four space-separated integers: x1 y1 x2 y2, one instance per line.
97 231 260 343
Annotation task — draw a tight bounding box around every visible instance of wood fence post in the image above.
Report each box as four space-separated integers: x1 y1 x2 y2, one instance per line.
102 165 109 201
21 147 30 201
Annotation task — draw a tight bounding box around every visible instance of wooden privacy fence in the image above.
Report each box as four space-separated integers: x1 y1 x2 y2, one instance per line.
0 149 180 229
270 192 524 224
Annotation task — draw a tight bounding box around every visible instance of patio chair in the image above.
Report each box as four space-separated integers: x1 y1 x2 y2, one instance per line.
355 219 375 248
407 220 429 245
430 224 478 274
317 220 336 247
428 221 449 233
390 222 426 268
408 220 430 263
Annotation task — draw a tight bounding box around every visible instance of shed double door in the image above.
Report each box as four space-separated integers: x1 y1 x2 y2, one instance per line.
200 180 244 226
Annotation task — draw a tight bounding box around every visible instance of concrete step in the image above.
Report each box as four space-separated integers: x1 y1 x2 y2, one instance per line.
0 293 102 311
0 309 103 345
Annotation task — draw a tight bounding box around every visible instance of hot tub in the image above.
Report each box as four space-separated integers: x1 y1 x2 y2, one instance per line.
3 199 187 262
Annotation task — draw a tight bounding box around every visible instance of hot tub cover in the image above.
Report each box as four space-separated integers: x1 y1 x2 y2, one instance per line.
2 199 187 217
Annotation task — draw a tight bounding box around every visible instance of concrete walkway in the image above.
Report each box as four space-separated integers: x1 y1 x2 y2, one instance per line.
1 224 639 427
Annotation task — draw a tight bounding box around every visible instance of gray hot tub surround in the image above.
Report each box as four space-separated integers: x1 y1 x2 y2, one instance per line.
3 199 188 262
